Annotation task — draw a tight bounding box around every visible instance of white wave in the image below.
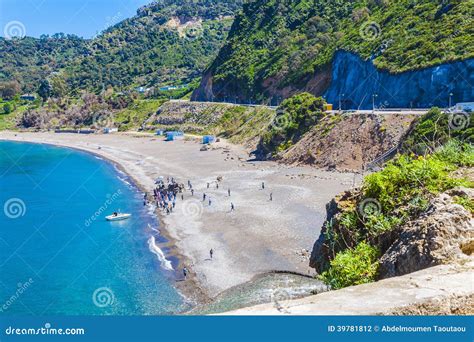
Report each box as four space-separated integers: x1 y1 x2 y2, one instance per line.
148 224 160 233
116 176 132 186
147 236 173 271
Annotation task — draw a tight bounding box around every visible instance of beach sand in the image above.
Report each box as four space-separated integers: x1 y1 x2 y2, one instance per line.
0 131 360 302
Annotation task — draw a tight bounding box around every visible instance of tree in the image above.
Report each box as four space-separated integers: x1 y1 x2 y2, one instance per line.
50 75 68 98
0 81 21 100
38 79 52 102
3 102 14 114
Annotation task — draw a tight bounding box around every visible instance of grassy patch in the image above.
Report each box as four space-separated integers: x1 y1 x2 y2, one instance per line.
114 99 166 131
320 242 380 290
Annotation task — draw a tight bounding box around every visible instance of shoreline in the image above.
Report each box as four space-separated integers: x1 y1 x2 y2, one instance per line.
0 136 209 307
0 131 360 308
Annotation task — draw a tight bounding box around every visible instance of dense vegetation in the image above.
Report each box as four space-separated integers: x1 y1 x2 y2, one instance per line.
0 0 242 95
65 0 242 93
321 242 380 290
402 107 473 154
196 0 473 101
319 109 473 288
259 92 326 156
0 35 87 93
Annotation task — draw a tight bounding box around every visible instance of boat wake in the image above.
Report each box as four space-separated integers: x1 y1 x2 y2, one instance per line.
148 236 173 271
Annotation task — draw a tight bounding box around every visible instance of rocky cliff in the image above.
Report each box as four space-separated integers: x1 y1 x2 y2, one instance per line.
192 0 474 108
310 187 474 278
194 52 474 109
325 52 474 110
379 188 474 278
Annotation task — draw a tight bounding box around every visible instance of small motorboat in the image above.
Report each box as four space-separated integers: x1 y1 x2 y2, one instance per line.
106 213 131 221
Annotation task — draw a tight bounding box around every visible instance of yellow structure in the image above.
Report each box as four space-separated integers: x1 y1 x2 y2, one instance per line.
324 103 333 111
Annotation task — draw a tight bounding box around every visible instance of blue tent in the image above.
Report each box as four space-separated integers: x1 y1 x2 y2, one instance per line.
165 131 184 141
202 135 216 144
156 130 164 136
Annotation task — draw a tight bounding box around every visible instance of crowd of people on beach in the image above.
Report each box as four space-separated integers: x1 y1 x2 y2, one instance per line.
143 175 274 282
145 176 184 215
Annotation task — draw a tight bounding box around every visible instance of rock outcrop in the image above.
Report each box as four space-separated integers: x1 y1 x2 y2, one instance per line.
379 190 474 278
279 113 417 171
324 52 474 109
310 187 474 279
194 50 474 109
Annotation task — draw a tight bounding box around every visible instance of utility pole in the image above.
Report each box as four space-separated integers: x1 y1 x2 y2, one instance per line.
339 93 345 112
372 94 378 113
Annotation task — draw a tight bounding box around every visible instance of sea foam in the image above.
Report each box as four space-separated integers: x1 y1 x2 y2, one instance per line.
148 236 173 271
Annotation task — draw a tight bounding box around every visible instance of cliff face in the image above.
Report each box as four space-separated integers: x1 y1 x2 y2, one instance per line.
279 113 417 171
191 0 473 107
194 51 474 109
325 52 474 110
310 188 474 277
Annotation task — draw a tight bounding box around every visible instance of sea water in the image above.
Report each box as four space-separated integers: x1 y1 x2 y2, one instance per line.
0 141 185 315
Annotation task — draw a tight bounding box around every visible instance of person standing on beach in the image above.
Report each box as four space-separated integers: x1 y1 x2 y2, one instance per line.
183 267 188 280
209 198 212 206
191 189 194 196
231 203 235 212
262 182 265 190
203 193 206 201
207 182 210 189
270 193 273 201
228 188 231 196
216 183 219 189
210 249 214 260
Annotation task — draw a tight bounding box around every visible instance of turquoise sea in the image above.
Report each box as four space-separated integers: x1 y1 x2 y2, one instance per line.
0 141 185 315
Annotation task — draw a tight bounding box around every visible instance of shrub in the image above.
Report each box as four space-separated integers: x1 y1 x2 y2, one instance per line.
454 196 474 215
363 153 465 213
433 139 474 167
3 102 13 114
259 92 325 155
321 242 380 290
402 108 473 154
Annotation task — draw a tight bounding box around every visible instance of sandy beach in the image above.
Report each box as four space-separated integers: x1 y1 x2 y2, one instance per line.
0 131 360 302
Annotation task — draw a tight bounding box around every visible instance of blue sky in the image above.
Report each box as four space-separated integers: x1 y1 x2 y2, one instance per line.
0 0 152 38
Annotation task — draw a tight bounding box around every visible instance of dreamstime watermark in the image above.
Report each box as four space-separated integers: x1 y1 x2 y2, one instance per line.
92 112 114 128
184 22 204 40
104 12 122 30
359 21 382 41
271 108 293 131
358 198 382 219
269 288 292 314
5 323 85 336
181 198 204 219
4 20 26 39
3 198 26 219
84 190 122 227
448 112 470 131
92 287 115 308
0 278 34 313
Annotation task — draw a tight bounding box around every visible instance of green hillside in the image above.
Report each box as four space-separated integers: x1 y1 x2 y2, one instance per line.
195 0 473 101
0 35 87 93
0 0 242 95
65 0 243 93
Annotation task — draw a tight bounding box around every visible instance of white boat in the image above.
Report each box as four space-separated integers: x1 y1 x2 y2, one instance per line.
106 213 131 221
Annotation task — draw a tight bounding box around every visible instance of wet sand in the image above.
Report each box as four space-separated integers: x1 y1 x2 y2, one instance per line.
0 131 360 301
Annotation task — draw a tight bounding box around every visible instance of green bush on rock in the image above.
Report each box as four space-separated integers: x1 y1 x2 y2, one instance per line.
259 92 325 156
321 242 380 290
